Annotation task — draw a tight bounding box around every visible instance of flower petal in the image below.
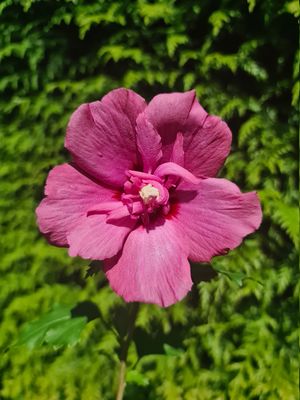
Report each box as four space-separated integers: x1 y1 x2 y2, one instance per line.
136 112 162 173
154 162 201 185
170 132 184 166
145 90 231 177
67 214 136 260
104 218 192 307
184 115 232 177
145 90 207 162
65 88 146 187
173 178 262 262
36 164 119 246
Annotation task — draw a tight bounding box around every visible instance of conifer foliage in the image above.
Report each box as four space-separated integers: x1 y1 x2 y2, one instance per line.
0 0 298 399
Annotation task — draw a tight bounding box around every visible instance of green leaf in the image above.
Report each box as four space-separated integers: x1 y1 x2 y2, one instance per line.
274 203 299 248
163 343 184 357
209 11 230 37
247 0 256 12
292 81 299 107
45 317 87 348
213 267 263 287
14 305 88 349
166 34 188 57
284 1 300 17
126 370 149 387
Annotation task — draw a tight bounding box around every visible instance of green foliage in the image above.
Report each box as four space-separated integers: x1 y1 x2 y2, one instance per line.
213 267 263 288
0 0 298 399
126 370 149 387
14 305 88 349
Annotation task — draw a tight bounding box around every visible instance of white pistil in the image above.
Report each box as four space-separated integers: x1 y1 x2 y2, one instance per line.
139 184 159 204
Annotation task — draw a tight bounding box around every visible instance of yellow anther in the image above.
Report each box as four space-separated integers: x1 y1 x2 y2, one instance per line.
139 184 159 204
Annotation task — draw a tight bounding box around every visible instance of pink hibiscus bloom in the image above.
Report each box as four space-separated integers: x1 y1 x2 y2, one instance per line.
36 88 262 307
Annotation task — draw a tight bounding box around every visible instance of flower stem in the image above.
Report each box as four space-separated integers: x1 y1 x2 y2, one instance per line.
116 302 139 400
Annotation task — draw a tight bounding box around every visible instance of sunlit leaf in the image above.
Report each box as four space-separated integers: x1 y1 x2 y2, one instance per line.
213 267 263 287
14 305 88 349
163 344 184 357
126 370 149 386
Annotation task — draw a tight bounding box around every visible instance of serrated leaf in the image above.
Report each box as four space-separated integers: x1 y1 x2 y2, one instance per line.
214 267 263 287
14 305 88 349
166 34 188 57
274 203 299 248
45 316 87 348
209 11 230 37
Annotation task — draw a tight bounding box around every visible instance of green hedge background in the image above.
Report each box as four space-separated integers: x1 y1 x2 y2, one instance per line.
0 0 298 399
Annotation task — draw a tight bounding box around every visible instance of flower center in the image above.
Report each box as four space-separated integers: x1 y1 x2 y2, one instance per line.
84 163 200 227
139 184 160 204
85 160 200 228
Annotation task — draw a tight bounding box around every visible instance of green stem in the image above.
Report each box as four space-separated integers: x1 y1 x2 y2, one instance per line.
116 303 139 400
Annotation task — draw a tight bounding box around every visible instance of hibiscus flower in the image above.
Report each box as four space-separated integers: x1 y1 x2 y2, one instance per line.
36 88 262 307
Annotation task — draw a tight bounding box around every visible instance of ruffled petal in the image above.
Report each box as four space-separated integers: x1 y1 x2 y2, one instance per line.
67 214 136 260
184 115 232 177
65 88 146 187
173 178 262 262
145 90 207 162
154 162 201 184
136 112 162 173
145 90 231 177
36 164 120 246
104 218 192 307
